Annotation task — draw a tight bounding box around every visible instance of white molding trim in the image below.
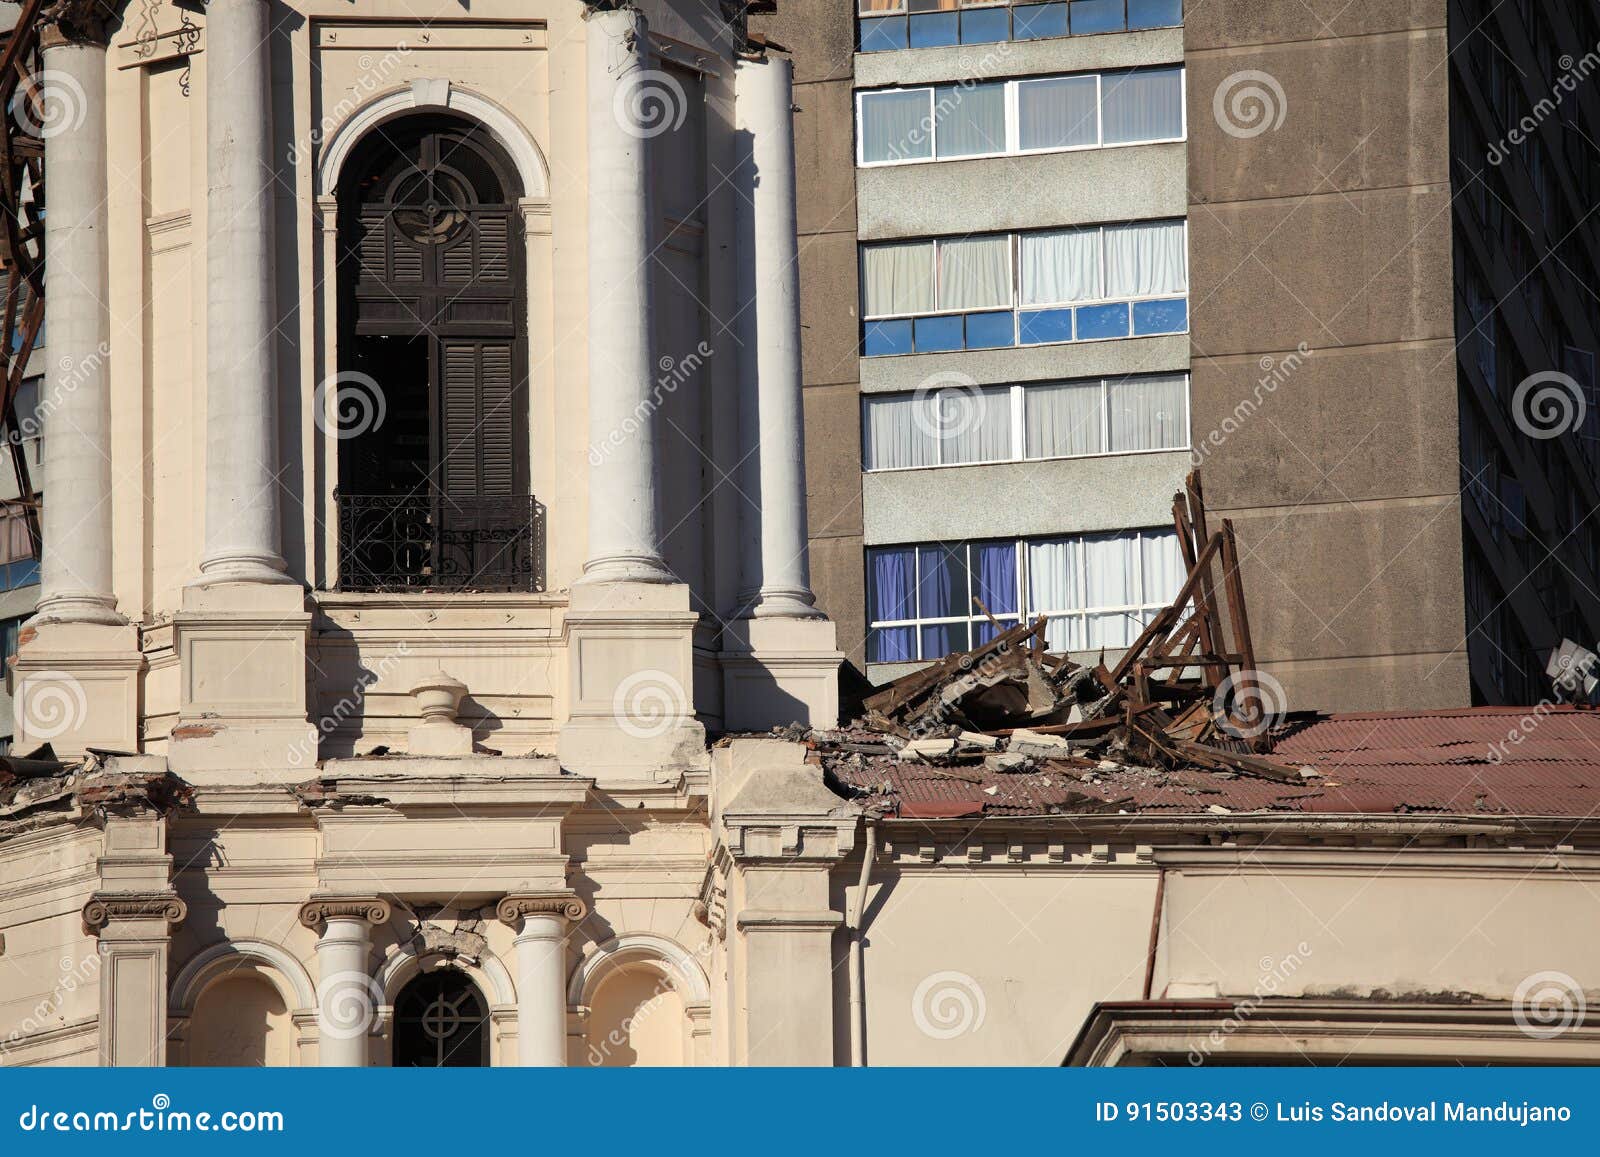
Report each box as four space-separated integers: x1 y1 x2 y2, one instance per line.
377 942 518 1009
567 933 713 1006
314 81 551 200
169 939 317 1014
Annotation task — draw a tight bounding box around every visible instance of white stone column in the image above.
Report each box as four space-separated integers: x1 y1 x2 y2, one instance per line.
35 19 120 626
301 899 389 1067
734 54 821 620
499 895 585 1066
579 5 672 585
196 0 291 586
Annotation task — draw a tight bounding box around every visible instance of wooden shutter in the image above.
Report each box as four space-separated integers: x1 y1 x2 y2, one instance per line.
439 340 518 498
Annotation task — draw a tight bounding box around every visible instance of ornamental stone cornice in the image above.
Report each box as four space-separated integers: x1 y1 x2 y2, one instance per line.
38 0 122 47
298 897 392 929
82 891 187 934
496 893 587 928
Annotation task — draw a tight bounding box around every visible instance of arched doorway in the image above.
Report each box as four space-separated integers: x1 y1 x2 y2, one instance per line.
335 113 538 592
391 970 490 1067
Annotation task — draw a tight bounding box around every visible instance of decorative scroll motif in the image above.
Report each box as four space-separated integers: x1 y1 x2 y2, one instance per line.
298 897 393 929
176 8 199 96
336 493 545 594
130 0 161 57
496 894 587 928
82 892 188 933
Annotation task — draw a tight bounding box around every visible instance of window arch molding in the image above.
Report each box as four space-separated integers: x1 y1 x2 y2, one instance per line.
168 939 318 1066
315 80 550 203
567 933 712 1007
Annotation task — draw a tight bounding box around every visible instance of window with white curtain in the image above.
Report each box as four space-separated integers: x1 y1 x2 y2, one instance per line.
864 373 1189 469
867 528 1183 663
856 65 1184 166
861 220 1188 356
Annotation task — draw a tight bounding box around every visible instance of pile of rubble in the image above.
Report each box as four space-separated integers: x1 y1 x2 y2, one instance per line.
802 473 1318 817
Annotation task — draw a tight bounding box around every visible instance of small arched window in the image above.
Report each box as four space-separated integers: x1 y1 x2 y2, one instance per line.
392 970 490 1067
334 113 539 592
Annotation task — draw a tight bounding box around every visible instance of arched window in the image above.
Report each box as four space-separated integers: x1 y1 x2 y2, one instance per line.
334 114 539 592
392 970 490 1067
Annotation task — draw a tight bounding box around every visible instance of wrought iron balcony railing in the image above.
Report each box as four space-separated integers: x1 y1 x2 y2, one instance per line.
336 493 545 593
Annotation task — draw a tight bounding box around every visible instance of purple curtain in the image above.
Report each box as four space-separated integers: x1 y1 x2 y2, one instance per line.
869 548 915 663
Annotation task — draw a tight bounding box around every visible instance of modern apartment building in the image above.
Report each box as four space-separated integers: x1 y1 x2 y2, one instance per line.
756 0 1600 711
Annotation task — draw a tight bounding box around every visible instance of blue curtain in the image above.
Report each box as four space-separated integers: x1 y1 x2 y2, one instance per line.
869 548 916 662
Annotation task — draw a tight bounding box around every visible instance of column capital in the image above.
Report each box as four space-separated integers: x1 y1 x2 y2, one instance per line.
82 891 187 935
299 897 391 930
39 0 118 48
497 893 587 930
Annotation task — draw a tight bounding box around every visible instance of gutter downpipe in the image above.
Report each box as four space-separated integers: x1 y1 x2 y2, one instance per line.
1142 867 1166 1000
847 818 879 1066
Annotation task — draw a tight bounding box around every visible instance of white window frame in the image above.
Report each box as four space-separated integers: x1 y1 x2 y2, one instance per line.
866 528 1182 661
862 373 1190 472
855 65 1186 169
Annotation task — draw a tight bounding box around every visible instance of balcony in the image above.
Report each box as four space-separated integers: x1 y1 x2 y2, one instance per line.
335 493 545 593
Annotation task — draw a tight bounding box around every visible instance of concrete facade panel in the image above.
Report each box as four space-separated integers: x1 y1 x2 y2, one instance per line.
1184 0 1446 50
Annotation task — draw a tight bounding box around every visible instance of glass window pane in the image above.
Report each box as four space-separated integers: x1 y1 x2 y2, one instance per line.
859 16 909 51
1087 611 1139 649
1027 539 1082 612
960 7 1009 41
1075 302 1130 340
860 0 905 10
913 314 964 352
965 311 1015 349
1017 76 1099 149
937 235 1011 310
1140 529 1185 606
940 386 1013 464
864 318 914 356
934 82 1006 157
1025 380 1104 458
865 394 939 469
870 626 917 663
868 546 917 622
1014 2 1069 39
1020 227 1102 305
1083 532 1138 609
1044 614 1086 651
861 241 935 316
1108 373 1187 452
917 544 968 618
1132 297 1188 334
1018 308 1074 344
1126 0 1180 27
909 11 960 46
973 542 1020 616
1101 66 1184 144
920 622 966 659
1104 220 1187 298
1070 0 1125 34
861 90 933 162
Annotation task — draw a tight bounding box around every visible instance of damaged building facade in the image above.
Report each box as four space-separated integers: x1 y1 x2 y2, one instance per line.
4 0 1600 1069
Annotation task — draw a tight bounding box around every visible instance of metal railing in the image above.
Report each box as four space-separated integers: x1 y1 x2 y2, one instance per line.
336 493 544 593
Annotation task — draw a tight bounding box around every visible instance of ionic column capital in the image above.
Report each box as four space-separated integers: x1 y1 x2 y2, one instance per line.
82 891 188 935
299 897 391 930
497 893 587 931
